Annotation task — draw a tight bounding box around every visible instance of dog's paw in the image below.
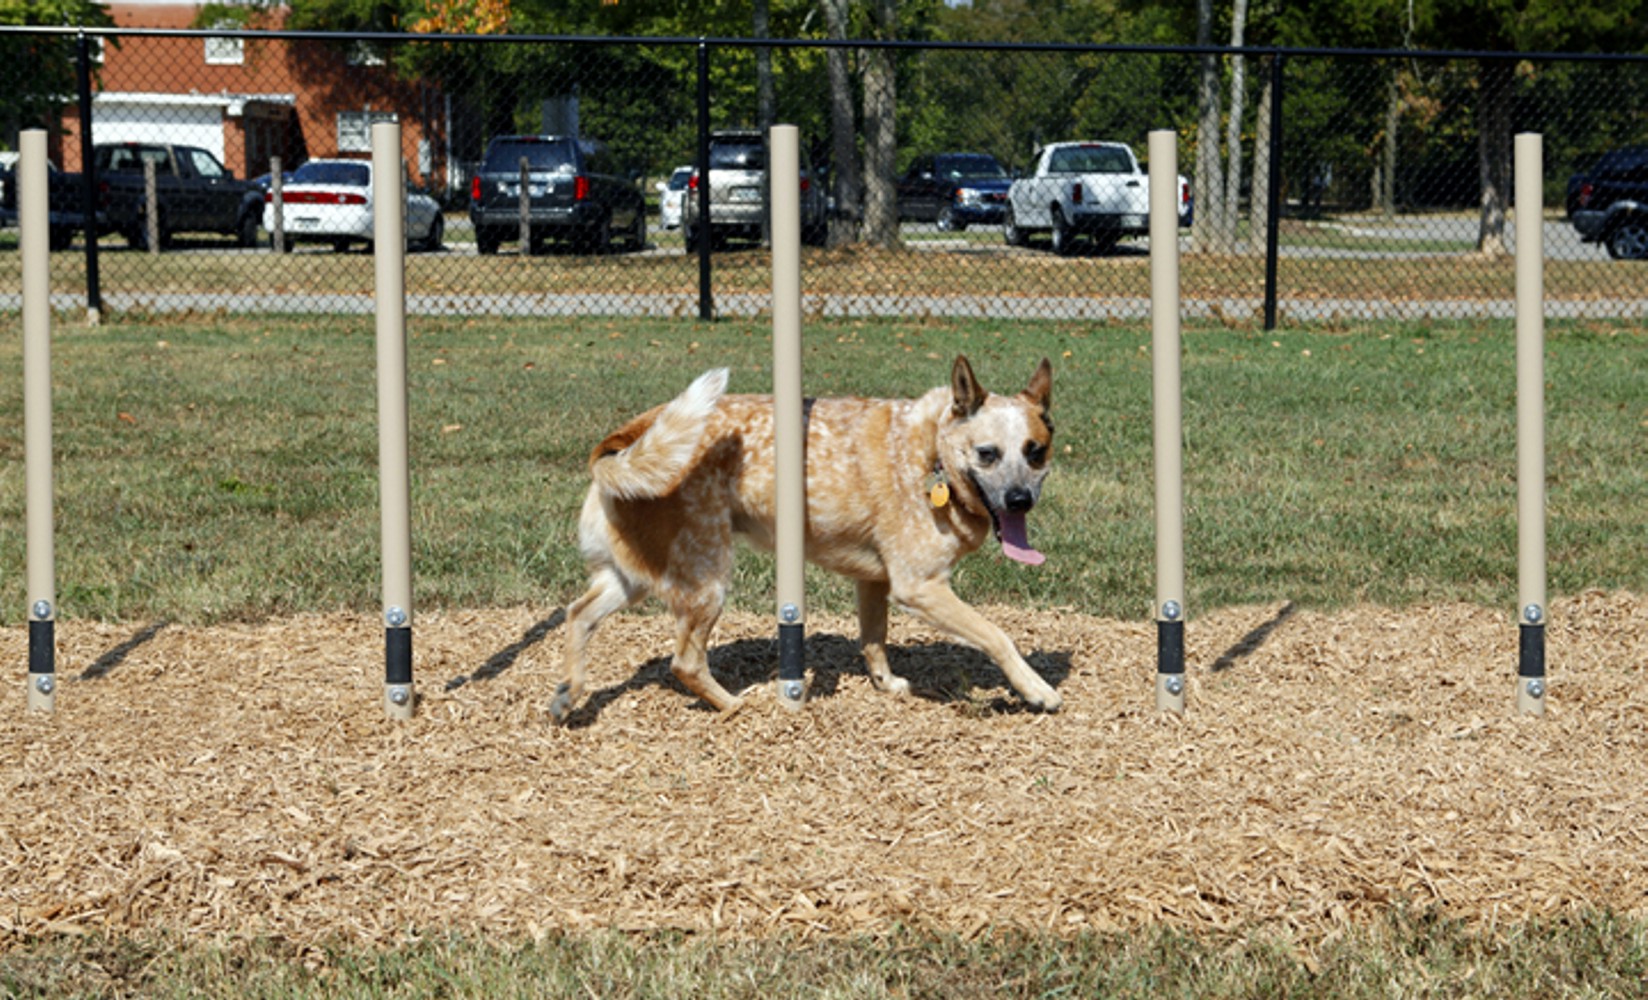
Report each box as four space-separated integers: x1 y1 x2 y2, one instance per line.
1026 685 1062 713
875 675 912 697
548 682 575 725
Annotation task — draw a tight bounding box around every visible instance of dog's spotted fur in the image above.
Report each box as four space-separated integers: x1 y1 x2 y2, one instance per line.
550 355 1059 720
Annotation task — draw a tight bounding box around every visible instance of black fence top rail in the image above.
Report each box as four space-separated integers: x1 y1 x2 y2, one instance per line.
3 23 1647 66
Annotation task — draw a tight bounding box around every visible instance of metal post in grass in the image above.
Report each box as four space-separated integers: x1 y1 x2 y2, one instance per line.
270 156 284 254
518 156 532 257
771 124 807 711
1149 129 1187 715
1514 132 1547 717
374 120 414 720
20 130 56 713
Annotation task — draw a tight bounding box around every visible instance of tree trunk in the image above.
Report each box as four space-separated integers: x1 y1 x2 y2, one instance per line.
1475 58 1513 256
1221 0 1248 253
755 0 774 134
1192 0 1224 254
1380 65 1399 218
1247 60 1272 257
822 0 860 246
861 0 899 248
755 0 774 244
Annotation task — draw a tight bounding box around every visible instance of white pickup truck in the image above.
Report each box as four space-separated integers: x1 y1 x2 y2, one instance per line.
1004 140 1189 255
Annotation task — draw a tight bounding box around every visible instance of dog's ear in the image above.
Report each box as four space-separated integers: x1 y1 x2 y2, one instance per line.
951 355 987 417
1021 357 1052 415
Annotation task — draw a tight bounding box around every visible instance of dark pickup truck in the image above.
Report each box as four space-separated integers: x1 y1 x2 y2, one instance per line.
1566 144 1648 261
95 142 262 250
1 156 109 251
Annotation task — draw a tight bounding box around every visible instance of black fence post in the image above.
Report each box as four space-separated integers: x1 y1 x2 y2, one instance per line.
76 30 102 320
696 40 713 322
1262 51 1284 332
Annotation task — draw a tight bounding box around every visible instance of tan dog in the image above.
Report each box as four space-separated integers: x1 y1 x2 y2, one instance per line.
550 355 1060 721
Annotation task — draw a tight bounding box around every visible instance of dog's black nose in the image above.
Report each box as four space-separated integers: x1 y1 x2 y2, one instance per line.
1004 487 1035 513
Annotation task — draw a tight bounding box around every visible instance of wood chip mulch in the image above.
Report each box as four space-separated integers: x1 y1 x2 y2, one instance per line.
4 590 1646 946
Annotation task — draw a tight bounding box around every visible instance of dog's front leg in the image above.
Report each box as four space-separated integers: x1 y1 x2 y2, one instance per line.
856 579 910 696
898 580 1062 711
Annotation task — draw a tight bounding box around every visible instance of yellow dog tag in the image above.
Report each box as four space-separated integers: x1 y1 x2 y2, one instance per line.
929 479 950 508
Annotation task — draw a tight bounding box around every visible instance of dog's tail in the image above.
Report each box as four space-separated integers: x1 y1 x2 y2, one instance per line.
589 367 729 500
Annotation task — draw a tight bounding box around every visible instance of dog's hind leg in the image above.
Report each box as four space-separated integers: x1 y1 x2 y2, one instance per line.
857 579 910 696
551 567 639 723
667 598 744 714
897 579 1062 712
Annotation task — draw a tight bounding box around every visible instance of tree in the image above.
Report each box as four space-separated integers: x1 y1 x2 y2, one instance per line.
821 0 861 245
860 0 899 247
1417 0 1648 255
1190 0 1223 253
0 0 113 148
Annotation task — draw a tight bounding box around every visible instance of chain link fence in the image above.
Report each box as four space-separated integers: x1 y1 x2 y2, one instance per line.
2 27 1646 325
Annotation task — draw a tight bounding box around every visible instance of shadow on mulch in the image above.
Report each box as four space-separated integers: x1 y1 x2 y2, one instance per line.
556 629 1073 728
76 621 170 682
445 608 568 691
1211 602 1298 673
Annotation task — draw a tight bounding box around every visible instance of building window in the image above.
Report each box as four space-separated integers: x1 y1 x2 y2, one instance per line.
205 25 243 65
337 111 398 153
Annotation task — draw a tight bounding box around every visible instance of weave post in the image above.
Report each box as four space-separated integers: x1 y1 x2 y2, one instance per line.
373 120 414 720
770 124 807 710
1514 132 1547 717
20 129 56 713
1149 129 1187 715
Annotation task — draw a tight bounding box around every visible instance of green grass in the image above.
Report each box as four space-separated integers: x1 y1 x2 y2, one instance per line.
0 314 1643 626
5 910 1648 998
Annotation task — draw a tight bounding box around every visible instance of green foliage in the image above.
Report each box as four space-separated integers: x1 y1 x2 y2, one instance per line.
0 0 112 142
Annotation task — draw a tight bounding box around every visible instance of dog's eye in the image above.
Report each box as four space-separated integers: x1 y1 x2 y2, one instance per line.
975 445 1001 466
1024 441 1048 468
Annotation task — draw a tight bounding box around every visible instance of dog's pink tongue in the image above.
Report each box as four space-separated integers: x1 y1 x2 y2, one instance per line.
998 511 1045 566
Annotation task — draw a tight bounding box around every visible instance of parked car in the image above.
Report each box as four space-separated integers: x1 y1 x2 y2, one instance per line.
95 142 261 250
897 151 1013 231
1566 144 1648 260
1005 140 1192 255
0 153 111 250
469 135 646 255
657 164 692 229
683 129 828 251
262 158 444 253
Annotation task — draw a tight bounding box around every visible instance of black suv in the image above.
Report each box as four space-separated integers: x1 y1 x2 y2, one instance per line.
1566 144 1648 260
469 135 646 254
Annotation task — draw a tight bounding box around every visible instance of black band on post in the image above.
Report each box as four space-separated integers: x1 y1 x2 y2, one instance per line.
385 627 413 685
1519 622 1545 679
1157 618 1184 676
29 619 54 676
777 622 805 683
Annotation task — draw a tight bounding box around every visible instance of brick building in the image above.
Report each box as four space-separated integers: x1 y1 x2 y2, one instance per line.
58 1 456 195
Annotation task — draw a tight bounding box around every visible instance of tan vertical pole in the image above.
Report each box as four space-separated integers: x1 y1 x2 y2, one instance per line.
270 156 284 254
374 120 414 720
1149 130 1186 715
21 129 56 712
770 124 807 710
1514 132 1547 717
144 158 160 255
